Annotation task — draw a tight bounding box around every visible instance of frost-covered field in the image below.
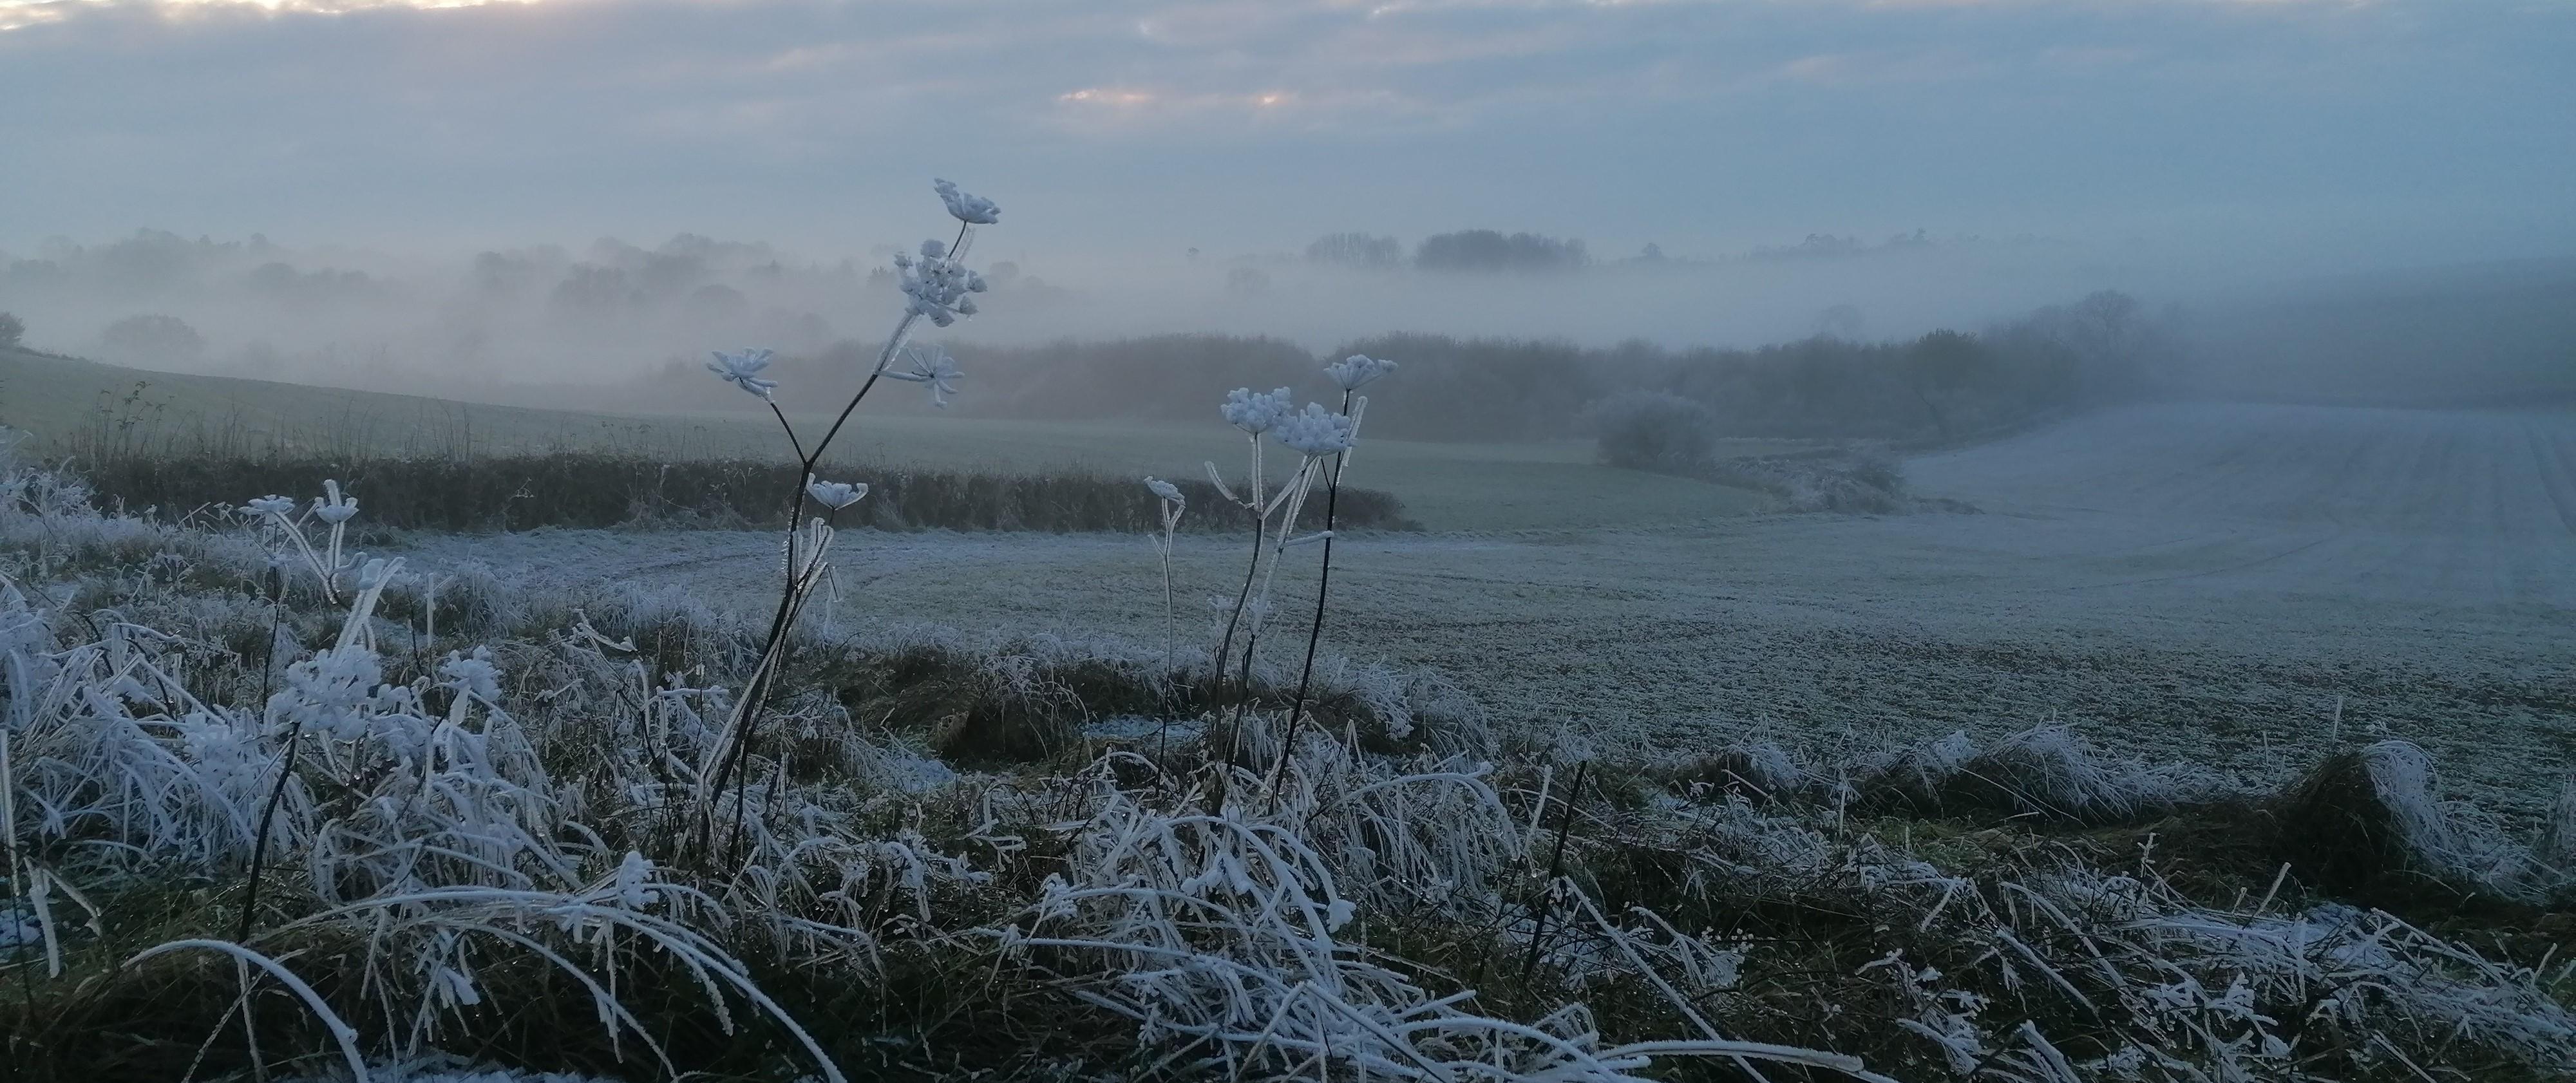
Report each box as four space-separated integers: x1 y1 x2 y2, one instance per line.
11 177 2574 1082
412 401 2576 813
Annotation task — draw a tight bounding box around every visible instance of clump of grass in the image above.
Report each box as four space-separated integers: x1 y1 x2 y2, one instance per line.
1847 725 2201 824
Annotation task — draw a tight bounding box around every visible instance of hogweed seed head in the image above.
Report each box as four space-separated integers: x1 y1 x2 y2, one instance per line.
1274 402 1358 457
244 495 296 517
1325 353 1397 391
805 476 870 511
933 178 1001 225
882 345 964 408
1143 476 1185 504
1221 387 1294 435
313 480 359 523
707 348 780 399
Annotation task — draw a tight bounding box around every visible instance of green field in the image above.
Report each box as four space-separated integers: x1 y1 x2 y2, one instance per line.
0 347 1783 531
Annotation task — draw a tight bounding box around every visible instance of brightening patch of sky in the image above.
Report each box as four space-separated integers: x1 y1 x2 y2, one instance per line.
1 0 2571 274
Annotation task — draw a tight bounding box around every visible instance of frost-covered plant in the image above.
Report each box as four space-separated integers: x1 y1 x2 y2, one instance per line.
694 179 1000 838
1142 476 1186 670
238 480 362 603
1274 356 1390 784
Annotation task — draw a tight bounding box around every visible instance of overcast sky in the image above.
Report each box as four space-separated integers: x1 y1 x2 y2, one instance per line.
3 0 2571 273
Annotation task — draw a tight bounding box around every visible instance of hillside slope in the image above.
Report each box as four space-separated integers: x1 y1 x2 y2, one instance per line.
0 347 763 458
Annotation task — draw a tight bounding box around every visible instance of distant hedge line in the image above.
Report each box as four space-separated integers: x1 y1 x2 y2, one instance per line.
77 452 1416 534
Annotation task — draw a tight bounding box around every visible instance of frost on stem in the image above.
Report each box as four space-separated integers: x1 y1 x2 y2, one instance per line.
706 348 780 399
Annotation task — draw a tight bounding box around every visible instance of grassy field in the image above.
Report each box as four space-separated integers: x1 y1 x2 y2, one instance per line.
0 347 1785 531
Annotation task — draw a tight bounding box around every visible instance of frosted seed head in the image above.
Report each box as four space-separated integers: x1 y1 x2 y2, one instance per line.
1220 387 1294 434
1325 353 1397 391
933 178 1001 225
1143 476 1184 504
804 476 870 511
1273 402 1358 457
706 348 780 399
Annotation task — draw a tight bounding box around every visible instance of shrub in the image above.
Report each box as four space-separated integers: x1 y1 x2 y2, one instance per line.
98 313 204 363
0 311 23 348
1584 390 1715 469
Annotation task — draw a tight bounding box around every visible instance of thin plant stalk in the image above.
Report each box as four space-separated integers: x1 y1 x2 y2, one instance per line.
1268 389 1358 788
703 222 968 835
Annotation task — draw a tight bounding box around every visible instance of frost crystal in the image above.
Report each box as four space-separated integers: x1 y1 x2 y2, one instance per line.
805 476 870 511
1274 403 1358 457
882 346 964 408
1220 387 1294 435
933 178 1001 225
1142 476 1184 504
1325 353 1397 391
706 348 780 399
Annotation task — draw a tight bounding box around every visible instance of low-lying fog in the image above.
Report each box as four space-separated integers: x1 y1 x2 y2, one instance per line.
5 225 2570 415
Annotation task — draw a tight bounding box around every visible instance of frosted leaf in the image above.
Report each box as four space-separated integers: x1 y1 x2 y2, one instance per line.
804 476 869 511
706 348 780 399
1325 353 1397 390
933 178 1001 225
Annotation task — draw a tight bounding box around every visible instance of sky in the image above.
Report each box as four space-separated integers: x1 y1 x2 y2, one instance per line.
3 0 2573 273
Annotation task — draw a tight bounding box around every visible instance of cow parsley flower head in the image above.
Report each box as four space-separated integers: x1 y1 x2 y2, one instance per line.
1325 353 1397 390
933 178 1001 225
1274 402 1358 457
312 479 359 523
1220 387 1294 435
1142 476 1184 504
805 476 869 511
882 345 963 408
243 495 296 518
706 348 779 399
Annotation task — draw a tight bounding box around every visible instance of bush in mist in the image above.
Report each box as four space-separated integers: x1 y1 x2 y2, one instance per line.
1414 229 1587 272
97 313 204 363
0 311 21 348
641 292 2147 445
1585 390 1716 469
1305 232 1404 269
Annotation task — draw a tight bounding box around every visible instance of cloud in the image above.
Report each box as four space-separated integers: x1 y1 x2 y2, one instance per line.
0 0 2568 267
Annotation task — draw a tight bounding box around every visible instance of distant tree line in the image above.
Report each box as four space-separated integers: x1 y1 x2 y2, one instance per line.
649 290 2175 445
1303 230 1590 273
